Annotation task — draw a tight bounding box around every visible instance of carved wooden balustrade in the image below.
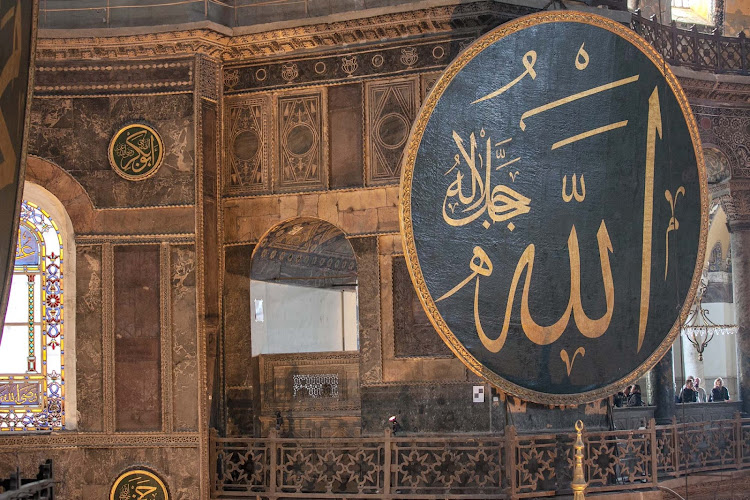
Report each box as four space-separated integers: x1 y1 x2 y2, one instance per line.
211 414 750 498
631 12 750 75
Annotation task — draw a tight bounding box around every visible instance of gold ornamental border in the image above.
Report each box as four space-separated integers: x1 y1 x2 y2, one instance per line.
399 11 708 405
108 123 165 181
109 468 169 500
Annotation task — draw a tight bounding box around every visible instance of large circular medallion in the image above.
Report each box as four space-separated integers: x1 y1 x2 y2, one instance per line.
108 123 164 181
400 12 707 404
110 469 168 500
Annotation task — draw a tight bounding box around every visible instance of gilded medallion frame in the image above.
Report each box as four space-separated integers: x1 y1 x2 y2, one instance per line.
399 10 708 405
109 468 169 500
108 123 165 181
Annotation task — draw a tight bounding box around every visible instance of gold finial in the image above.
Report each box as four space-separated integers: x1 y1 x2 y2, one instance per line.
572 419 587 500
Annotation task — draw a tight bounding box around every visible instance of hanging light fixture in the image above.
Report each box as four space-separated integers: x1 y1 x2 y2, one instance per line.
682 279 737 361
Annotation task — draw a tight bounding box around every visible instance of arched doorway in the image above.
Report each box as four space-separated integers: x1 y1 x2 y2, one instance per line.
250 217 361 437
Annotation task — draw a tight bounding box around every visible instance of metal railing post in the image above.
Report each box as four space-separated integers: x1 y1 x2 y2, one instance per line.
209 428 218 495
505 425 517 499
649 419 658 486
383 428 392 496
269 428 278 494
672 416 681 477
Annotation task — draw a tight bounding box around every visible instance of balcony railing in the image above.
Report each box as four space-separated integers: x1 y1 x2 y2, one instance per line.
631 12 750 75
0 460 54 500
211 413 750 499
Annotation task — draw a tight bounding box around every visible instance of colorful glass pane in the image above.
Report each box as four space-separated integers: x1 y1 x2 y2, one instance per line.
0 200 64 431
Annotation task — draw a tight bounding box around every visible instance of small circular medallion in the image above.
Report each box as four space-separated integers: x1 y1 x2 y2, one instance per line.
377 113 409 149
233 130 260 161
110 469 168 500
108 124 164 181
286 124 315 156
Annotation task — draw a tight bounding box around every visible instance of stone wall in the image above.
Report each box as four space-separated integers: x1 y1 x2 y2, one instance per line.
0 55 207 498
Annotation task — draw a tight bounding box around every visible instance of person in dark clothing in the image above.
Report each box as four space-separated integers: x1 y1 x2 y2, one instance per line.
679 378 697 403
710 377 730 402
627 384 644 407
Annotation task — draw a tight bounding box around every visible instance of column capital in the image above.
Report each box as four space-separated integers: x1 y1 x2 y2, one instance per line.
711 180 750 231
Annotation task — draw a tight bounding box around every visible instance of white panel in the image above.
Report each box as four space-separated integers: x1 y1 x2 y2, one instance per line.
0 326 31 373
5 275 30 324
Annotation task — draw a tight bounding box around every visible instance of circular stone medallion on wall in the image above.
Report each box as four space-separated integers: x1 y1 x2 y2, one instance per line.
108 123 165 181
110 469 169 500
400 11 707 404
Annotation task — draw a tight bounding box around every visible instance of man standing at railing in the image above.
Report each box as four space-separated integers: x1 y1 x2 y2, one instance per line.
694 377 707 402
679 378 698 403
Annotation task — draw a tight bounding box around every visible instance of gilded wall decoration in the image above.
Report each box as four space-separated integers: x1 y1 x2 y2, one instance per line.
110 468 169 500
365 77 419 185
225 95 271 194
108 123 164 181
400 12 707 404
276 91 327 192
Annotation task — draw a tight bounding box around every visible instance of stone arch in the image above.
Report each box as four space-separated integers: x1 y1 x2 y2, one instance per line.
25 156 97 234
249 217 359 356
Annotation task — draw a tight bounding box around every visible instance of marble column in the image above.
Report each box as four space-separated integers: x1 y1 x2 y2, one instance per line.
651 347 676 424
730 226 750 413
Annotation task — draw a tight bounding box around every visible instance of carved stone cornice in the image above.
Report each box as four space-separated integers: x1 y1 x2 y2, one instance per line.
34 2 536 62
710 179 750 230
680 76 750 106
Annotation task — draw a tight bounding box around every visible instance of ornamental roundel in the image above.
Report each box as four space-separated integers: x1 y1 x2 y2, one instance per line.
108 123 164 181
400 11 707 404
110 469 169 500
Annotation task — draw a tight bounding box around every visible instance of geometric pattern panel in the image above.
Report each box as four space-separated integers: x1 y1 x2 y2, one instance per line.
276 91 327 192
365 77 419 185
225 94 271 194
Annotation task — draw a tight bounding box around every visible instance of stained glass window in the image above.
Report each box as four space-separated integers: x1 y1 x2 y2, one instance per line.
0 200 64 431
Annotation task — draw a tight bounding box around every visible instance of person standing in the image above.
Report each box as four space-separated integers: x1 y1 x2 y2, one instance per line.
694 377 707 402
710 377 730 402
679 378 697 403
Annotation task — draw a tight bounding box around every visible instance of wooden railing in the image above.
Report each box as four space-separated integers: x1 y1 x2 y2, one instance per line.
211 413 750 499
0 460 54 500
631 12 750 75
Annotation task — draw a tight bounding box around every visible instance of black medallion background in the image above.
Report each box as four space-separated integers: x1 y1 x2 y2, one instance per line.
403 13 705 401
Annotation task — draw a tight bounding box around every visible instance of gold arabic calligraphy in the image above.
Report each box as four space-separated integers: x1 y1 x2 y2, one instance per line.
440 40 675 374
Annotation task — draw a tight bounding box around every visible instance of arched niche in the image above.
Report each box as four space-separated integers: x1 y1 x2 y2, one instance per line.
250 217 358 356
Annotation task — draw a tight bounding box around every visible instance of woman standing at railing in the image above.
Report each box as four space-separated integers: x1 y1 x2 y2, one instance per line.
710 377 731 402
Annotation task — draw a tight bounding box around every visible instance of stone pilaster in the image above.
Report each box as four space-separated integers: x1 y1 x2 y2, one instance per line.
651 348 676 424
714 180 750 413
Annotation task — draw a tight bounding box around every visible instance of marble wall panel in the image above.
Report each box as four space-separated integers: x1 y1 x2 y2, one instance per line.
223 244 255 435
329 84 364 189
350 237 382 385
114 245 162 431
223 186 399 243
28 94 194 209
75 245 103 431
171 244 198 432
392 256 451 358
0 446 199 499
224 94 271 194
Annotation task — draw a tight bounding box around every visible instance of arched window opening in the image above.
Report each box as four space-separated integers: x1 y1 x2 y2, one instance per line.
250 218 358 355
0 186 75 431
671 0 719 27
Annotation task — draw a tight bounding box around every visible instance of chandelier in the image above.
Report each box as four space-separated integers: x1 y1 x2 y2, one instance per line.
682 279 737 361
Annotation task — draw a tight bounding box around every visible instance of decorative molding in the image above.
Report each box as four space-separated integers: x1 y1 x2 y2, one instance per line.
33 2 537 62
693 104 750 179
34 59 193 96
224 37 473 94
275 89 328 192
365 76 419 186
0 432 200 451
197 55 221 102
102 243 115 434
224 94 271 195
160 243 174 433
76 233 196 244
